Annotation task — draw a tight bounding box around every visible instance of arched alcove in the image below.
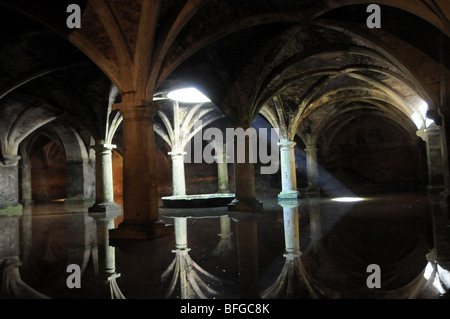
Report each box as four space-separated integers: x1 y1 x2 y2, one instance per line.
319 114 427 194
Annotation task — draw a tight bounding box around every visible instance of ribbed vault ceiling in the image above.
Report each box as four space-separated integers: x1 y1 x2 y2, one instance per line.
0 0 447 158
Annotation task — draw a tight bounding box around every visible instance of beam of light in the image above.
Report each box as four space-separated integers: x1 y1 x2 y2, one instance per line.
167 87 211 103
331 197 365 202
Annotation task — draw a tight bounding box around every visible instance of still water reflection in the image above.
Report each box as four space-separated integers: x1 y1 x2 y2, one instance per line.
2 192 448 299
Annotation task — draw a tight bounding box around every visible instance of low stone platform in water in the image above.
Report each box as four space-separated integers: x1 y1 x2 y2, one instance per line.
162 193 235 208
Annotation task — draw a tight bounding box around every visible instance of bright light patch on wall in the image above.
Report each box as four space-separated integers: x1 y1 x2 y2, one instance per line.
411 100 429 129
331 197 364 202
412 112 423 129
167 88 211 103
426 118 435 128
418 100 428 118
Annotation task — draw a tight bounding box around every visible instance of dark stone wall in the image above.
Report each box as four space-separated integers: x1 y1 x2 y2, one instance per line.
320 116 427 194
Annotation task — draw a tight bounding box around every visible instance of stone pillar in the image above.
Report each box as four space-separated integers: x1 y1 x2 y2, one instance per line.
168 151 187 197
417 126 445 194
305 145 320 196
216 146 230 193
110 100 172 241
89 144 121 213
65 159 95 207
228 125 262 212
278 140 299 200
20 163 33 206
0 155 22 215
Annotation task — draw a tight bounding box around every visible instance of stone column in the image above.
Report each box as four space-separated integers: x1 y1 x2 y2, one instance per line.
228 125 262 212
20 163 33 206
65 159 95 207
417 126 445 194
0 155 22 215
89 143 121 213
216 145 230 193
278 140 299 200
168 151 187 197
305 145 320 196
109 100 172 241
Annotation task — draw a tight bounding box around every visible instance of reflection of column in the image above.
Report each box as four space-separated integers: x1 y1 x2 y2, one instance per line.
19 206 33 272
307 199 322 256
212 215 235 258
0 213 48 298
162 217 224 299
169 151 187 196
278 140 298 200
216 146 230 193
233 214 259 298
89 210 124 299
262 200 317 299
282 202 301 257
305 145 320 195
110 100 172 240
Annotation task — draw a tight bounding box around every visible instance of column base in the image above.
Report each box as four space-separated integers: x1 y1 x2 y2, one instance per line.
278 190 299 200
20 199 34 207
88 203 122 220
64 197 95 210
227 199 263 212
109 220 174 242
278 199 299 208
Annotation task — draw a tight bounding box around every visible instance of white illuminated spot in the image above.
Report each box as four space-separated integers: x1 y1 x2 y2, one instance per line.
412 112 424 129
424 262 446 294
418 100 428 118
167 88 211 103
331 197 364 202
426 118 435 128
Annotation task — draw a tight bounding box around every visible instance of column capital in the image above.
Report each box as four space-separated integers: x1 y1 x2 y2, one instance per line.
113 100 161 120
305 145 318 152
91 144 116 152
168 151 187 157
1 155 21 166
277 140 296 149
